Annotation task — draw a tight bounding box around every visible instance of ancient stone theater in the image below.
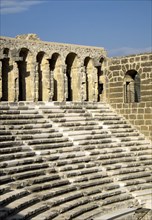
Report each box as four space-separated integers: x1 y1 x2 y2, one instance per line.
0 34 152 219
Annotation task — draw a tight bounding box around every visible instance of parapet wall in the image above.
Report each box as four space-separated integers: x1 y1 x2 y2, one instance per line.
106 53 152 141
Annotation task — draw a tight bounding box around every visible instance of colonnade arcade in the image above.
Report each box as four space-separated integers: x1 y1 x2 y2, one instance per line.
0 48 105 102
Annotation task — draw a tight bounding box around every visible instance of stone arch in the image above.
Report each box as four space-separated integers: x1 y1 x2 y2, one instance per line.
17 48 34 101
49 53 64 101
84 57 98 101
1 48 10 101
66 53 81 101
124 70 140 103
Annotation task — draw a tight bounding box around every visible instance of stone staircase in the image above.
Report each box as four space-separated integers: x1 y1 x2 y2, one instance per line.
0 101 151 220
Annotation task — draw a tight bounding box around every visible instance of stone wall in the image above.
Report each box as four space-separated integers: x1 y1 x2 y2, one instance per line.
0 36 106 102
106 53 152 141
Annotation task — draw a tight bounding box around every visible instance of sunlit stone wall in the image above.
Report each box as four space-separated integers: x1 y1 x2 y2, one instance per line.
0 35 107 103
107 53 152 141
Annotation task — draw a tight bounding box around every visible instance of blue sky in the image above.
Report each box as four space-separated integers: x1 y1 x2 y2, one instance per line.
0 0 152 57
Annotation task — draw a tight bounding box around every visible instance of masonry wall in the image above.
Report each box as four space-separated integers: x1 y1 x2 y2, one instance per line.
107 53 152 141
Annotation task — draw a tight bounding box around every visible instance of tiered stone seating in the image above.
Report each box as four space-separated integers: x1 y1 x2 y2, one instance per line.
0 101 151 220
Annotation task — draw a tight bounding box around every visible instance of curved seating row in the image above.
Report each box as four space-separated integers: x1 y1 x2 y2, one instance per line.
0 101 151 220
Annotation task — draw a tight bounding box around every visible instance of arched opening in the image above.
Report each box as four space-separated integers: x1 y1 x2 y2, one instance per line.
1 48 9 101
98 57 105 102
124 70 140 103
37 52 51 101
50 53 64 101
84 57 98 101
66 53 80 101
17 48 28 101
37 52 45 101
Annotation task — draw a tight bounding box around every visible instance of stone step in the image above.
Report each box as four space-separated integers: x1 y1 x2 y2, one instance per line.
33 185 76 201
16 132 63 141
110 128 135 133
60 121 98 127
0 146 31 154
0 141 23 148
0 130 12 135
115 171 152 181
11 167 55 181
68 171 107 184
0 189 29 206
127 183 152 192
8 173 60 190
67 129 107 136
107 166 147 176
0 135 15 141
1 194 41 218
108 124 132 129
55 197 91 216
63 167 102 178
55 202 98 220
7 123 53 130
0 155 43 169
52 117 92 123
95 116 121 120
75 177 113 190
62 124 103 132
132 189 152 197
120 136 145 142
31 209 58 220
0 119 48 125
46 191 83 208
28 136 69 145
31 141 73 151
122 140 150 147
101 193 134 207
0 175 14 185
0 151 36 162
93 207 138 220
27 174 60 185
27 179 70 192
90 188 126 201
44 151 85 162
12 128 56 135
78 137 113 145
55 156 91 167
130 145 152 152
42 109 65 114
1 162 49 175
103 120 127 125
47 113 65 118
0 109 39 115
7 202 49 220
66 109 86 113
58 161 96 172
113 132 140 138
0 114 43 120
0 185 10 195
71 133 111 141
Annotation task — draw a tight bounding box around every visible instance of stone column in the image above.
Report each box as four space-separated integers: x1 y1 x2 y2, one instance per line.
80 66 86 102
33 62 39 102
0 61 2 100
49 70 54 101
13 61 19 102
63 65 68 101
93 68 98 102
